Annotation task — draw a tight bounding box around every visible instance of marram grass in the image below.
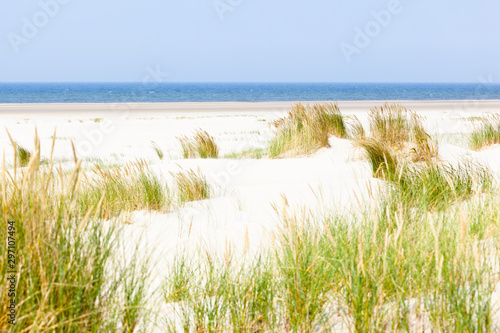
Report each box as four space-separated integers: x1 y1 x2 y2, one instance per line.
179 129 219 159
366 102 438 162
171 168 211 203
469 113 500 150
163 177 500 332
269 102 347 158
0 134 150 332
78 160 170 219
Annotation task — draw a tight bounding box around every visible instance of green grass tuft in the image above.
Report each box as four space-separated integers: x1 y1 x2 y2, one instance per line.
469 114 500 150
171 168 211 203
179 129 219 159
79 160 170 219
356 138 400 180
0 134 150 332
269 102 347 158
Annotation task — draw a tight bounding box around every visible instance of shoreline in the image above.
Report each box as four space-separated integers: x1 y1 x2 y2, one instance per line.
0 99 499 117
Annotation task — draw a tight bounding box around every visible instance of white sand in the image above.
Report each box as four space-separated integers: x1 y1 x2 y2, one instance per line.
2 100 500 330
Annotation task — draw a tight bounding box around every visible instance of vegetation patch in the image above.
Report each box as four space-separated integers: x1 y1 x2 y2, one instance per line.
171 168 211 203
179 129 219 159
269 102 347 158
469 113 500 150
78 160 170 219
0 135 150 331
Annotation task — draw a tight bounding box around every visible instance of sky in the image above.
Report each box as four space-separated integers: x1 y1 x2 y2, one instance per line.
0 0 499 83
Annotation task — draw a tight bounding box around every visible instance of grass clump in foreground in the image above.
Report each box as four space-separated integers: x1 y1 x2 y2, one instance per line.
0 135 150 332
171 168 211 203
79 160 170 219
163 171 500 332
269 102 347 158
469 113 500 150
178 129 219 159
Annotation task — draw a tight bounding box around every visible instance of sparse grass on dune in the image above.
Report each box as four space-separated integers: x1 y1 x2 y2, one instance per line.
171 168 211 203
269 102 347 158
224 147 267 159
179 129 219 159
163 164 500 332
359 136 492 211
394 162 493 211
78 160 170 219
163 179 500 332
469 113 500 150
0 135 150 332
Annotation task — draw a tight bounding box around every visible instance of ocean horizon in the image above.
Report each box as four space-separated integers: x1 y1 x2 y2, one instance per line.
0 82 500 104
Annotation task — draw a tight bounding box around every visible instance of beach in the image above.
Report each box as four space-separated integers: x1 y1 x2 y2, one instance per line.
3 100 500 331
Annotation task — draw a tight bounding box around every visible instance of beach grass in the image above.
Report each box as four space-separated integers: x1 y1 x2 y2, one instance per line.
368 102 419 146
224 147 267 159
367 103 438 161
469 114 500 150
348 115 366 139
356 138 400 180
0 135 150 332
269 102 347 157
394 161 493 211
162 167 500 331
78 160 170 219
171 168 211 203
151 141 165 160
179 129 219 159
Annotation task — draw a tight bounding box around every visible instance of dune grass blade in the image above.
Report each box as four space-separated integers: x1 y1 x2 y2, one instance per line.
269 102 347 157
151 141 165 160
178 129 219 159
348 115 366 139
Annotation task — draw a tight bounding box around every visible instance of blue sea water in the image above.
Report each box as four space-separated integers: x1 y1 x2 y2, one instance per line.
0 83 499 103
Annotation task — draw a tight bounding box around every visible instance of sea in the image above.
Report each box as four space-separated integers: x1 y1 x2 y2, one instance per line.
0 83 500 103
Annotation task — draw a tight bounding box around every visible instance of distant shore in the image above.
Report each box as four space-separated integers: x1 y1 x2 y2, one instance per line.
0 100 499 118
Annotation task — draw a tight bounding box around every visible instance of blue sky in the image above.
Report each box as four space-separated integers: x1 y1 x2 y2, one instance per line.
1 0 499 82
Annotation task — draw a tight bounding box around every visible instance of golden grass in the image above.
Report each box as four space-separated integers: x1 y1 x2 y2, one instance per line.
269 102 347 157
357 103 438 178
171 168 211 203
179 129 219 159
